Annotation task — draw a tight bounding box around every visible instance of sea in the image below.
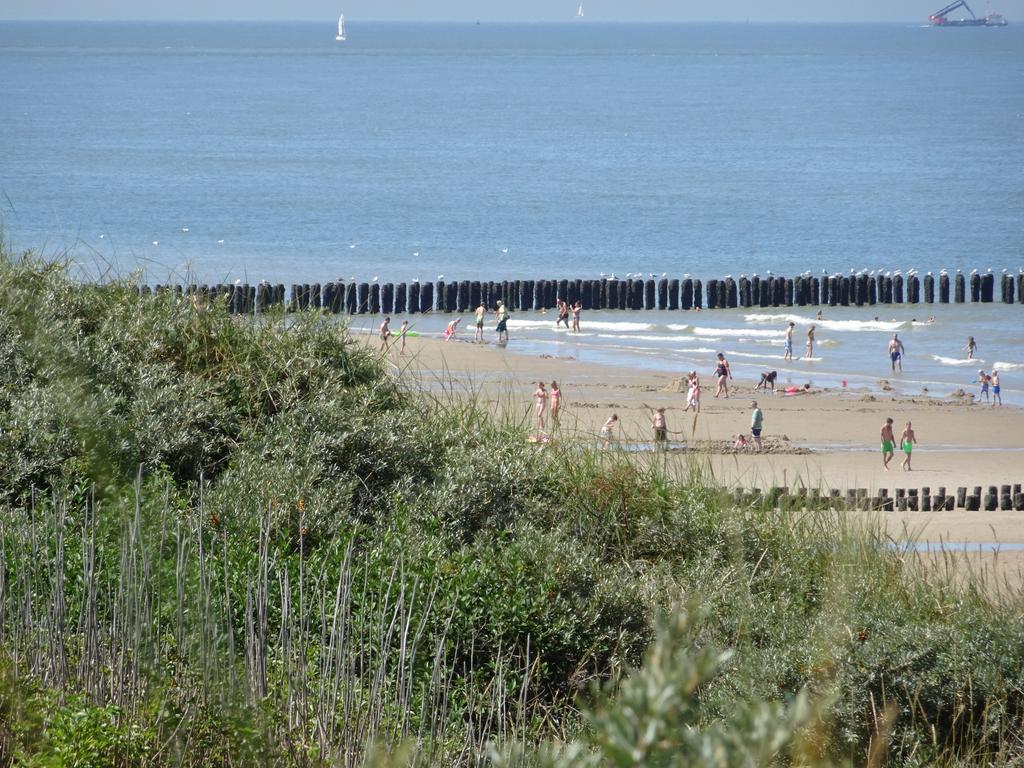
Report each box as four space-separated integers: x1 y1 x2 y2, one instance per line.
1 21 1022 402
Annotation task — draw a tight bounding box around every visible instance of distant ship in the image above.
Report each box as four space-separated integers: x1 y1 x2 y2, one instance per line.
335 13 347 41
576 2 584 18
929 0 1008 26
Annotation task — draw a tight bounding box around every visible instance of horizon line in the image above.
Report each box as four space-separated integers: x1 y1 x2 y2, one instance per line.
0 18 933 24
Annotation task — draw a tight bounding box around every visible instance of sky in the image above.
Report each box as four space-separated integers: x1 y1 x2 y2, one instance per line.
3 0 1023 22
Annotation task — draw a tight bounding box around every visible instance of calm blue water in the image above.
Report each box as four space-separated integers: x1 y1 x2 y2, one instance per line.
1 21 1022 285
2 22 1023 401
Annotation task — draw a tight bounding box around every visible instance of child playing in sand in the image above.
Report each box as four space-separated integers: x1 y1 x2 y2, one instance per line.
444 317 461 341
684 372 701 412
733 434 749 450
900 421 916 471
755 370 778 393
652 408 667 448
599 413 618 450
978 370 990 403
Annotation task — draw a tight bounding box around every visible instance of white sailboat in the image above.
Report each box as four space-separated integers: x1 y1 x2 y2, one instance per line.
576 2 584 18
335 13 346 41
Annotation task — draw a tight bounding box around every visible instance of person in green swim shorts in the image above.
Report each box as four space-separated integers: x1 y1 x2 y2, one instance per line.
900 420 917 471
881 417 895 471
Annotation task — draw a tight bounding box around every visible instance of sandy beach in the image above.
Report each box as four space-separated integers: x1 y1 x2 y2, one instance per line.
369 331 1024 583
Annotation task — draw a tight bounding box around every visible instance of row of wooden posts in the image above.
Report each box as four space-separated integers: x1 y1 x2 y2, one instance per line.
735 483 1024 512
143 270 1024 315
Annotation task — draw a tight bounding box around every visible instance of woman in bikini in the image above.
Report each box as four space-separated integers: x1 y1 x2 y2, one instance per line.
714 353 732 399
805 325 816 359
549 381 562 427
533 381 547 432
571 301 581 333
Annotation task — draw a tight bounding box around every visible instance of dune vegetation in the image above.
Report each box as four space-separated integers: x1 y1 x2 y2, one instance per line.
1 250 1023 767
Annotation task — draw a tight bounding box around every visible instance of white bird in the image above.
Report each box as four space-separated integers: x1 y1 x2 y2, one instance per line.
217 239 225 244
501 248 508 254
413 251 420 257
181 227 189 232
234 279 242 285
152 241 159 246
599 272 606 278
437 274 443 280
413 277 420 282
349 276 355 281
372 276 378 282
766 270 773 276
661 272 667 277
99 234 106 239
683 273 691 279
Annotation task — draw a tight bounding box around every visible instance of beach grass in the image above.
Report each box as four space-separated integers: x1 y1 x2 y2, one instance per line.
1 249 1023 766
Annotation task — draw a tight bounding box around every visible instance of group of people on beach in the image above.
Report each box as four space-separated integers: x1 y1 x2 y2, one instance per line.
377 300 514 352
531 380 563 435
554 299 582 333
978 369 1002 406
784 321 817 361
880 417 916 471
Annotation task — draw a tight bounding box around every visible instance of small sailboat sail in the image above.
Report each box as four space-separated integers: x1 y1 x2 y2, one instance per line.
335 13 346 41
576 2 584 18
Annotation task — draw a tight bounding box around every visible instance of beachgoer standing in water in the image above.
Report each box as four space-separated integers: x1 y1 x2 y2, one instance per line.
714 353 732 399
474 303 485 343
784 322 794 361
549 381 562 427
684 372 701 413
805 325 816 359
965 336 977 360
572 301 581 333
750 401 763 451
532 381 547 432
978 370 990 403
652 408 667 449
900 421 916 471
599 413 618 450
379 316 392 352
398 320 410 355
888 334 905 372
495 301 509 343
556 299 570 329
816 309 823 321
991 369 1001 407
881 417 895 470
